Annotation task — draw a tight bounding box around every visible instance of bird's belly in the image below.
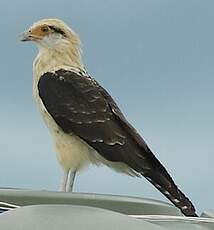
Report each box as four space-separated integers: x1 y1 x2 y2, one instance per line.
41 110 93 171
34 91 93 171
53 130 92 171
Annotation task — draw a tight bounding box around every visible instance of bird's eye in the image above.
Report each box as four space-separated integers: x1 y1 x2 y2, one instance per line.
41 26 49 32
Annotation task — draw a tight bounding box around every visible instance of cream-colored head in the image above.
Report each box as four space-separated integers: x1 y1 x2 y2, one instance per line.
21 18 80 48
21 18 84 75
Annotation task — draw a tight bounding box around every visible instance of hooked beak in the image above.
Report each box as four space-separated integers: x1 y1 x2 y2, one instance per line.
20 29 41 42
20 31 32 42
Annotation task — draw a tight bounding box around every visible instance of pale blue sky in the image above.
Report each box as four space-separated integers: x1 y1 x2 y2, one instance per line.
0 0 214 214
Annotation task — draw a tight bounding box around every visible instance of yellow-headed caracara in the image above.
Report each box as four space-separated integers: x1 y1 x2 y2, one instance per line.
20 18 197 216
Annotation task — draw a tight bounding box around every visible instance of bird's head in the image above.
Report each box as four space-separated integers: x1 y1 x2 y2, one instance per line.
20 18 80 49
21 18 84 72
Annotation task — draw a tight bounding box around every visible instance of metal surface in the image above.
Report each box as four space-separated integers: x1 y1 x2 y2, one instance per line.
0 189 181 216
0 205 166 230
0 189 213 230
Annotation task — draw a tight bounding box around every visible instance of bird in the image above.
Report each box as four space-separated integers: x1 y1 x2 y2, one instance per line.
20 18 197 217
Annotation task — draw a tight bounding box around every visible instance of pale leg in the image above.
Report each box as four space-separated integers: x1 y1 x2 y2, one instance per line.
66 169 76 192
58 170 69 192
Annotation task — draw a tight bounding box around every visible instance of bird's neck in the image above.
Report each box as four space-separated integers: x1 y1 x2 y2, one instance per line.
33 42 84 79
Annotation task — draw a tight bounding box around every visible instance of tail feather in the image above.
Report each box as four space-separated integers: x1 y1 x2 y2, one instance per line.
143 170 198 217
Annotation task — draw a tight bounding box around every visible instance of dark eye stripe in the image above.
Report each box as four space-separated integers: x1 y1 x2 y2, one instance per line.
48 25 67 37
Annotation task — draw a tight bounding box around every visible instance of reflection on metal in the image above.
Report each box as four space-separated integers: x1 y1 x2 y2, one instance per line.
0 201 20 213
129 215 214 223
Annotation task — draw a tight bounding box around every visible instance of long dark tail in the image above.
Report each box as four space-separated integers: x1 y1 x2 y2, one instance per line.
142 150 198 216
98 87 197 216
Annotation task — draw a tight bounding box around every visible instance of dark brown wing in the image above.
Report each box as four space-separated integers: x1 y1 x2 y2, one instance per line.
38 69 197 216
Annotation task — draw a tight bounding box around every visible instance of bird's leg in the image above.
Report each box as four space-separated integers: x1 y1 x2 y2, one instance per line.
65 169 76 192
58 170 69 192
